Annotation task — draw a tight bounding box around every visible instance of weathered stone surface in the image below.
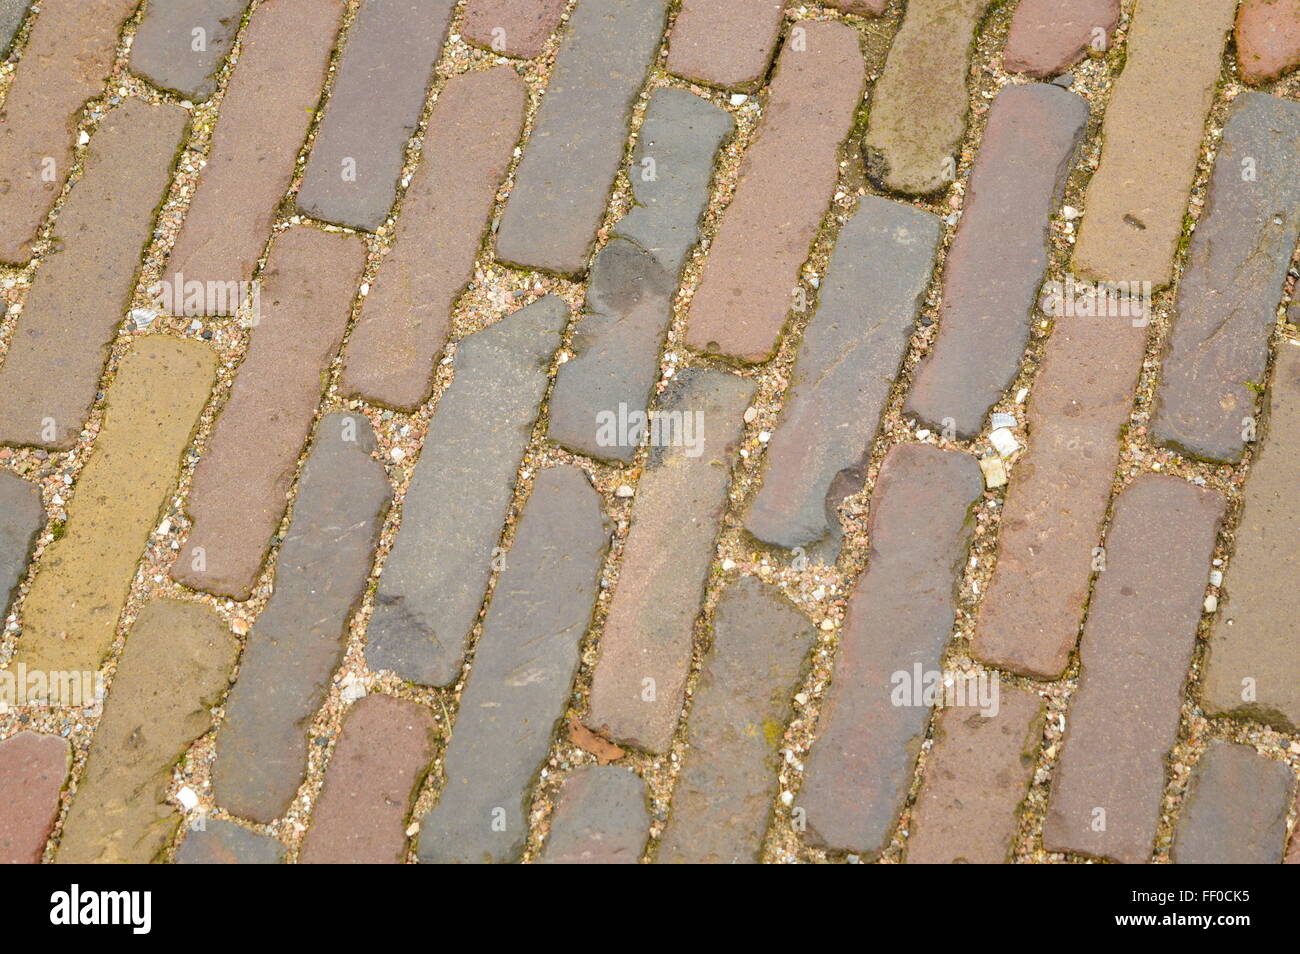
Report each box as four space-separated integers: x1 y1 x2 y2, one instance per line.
1003 0 1120 78
0 0 139 263
57 600 239 864
1152 93 1300 463
0 0 29 55
1237 0 1300 84
176 819 284 864
746 195 941 552
461 0 565 59
130 0 248 99
798 444 982 857
161 0 343 309
907 685 1044 864
541 765 649 864
297 0 455 231
174 228 367 600
821 0 886 15
684 22 864 362
366 297 566 686
665 0 785 90
302 694 438 864
339 66 526 410
15 338 215 675
1170 742 1292 864
0 471 42 611
658 578 815 864
586 370 755 754
1044 475 1225 864
0 100 187 449
906 84 1087 438
0 731 68 864
212 413 390 824
495 0 669 275
1202 343 1300 731
1072 0 1237 288
419 466 608 864
548 88 733 460
1289 789 1300 864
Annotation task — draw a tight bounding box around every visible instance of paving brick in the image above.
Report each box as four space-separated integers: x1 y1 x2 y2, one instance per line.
1170 742 1292 864
1152 93 1300 463
973 310 1147 679
657 577 815 864
418 465 609 864
906 685 1044 864
461 0 565 59
494 0 668 275
302 694 438 864
366 297 565 686
0 100 187 449
176 819 284 864
684 22 864 362
0 732 68 864
1003 0 1120 78
212 413 390 824
161 0 344 311
0 471 42 611
339 66 526 410
173 228 367 600
906 84 1087 439
821 1 886 15
798 444 982 856
0 0 139 263
0 0 29 56
586 370 755 754
1202 343 1300 731
1236 0 1300 84
664 0 785 90
57 600 239 863
540 764 649 864
296 0 455 231
1289 790 1300 864
746 195 940 553
1043 475 1225 864
129 0 248 100
547 88 733 461
1072 0 1237 289
14 338 215 675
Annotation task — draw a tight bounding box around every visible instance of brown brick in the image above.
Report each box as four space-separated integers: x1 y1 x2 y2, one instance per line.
541 764 650 864
173 228 366 600
129 0 249 100
1044 475 1225 864
1236 0 1300 84
665 0 786 91
1170 742 1292 864
1003 0 1120 78
461 0 565 59
684 21 864 362
0 732 68 864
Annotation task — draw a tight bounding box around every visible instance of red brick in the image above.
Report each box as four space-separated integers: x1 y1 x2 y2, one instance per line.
0 732 68 863
461 0 566 59
665 0 786 90
1003 0 1120 78
1236 0 1300 84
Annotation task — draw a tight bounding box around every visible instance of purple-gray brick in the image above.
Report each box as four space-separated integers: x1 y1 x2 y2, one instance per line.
541 764 650 864
130 0 249 100
1170 742 1292 864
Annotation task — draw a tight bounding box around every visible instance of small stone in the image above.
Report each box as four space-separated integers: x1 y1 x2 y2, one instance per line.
980 456 1008 489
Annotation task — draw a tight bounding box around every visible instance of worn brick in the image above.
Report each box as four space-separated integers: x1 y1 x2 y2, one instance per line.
1202 344 1300 731
1170 742 1292 864
176 819 284 864
297 0 455 231
303 694 437 864
494 0 668 275
547 88 733 460
419 465 609 864
366 297 565 686
1237 0 1300 84
1152 93 1300 463
0 732 68 864
746 195 941 552
665 0 785 90
1289 790 1300 864
798 444 982 856
14 338 215 675
57 600 239 863
1044 475 1225 864
0 0 139 263
173 228 367 600
0 471 42 611
0 0 29 55
0 100 187 449
461 0 565 59
541 765 649 864
906 84 1087 438
821 1 886 15
1072 0 1237 288
906 685 1044 864
212 413 390 824
586 370 755 754
339 66 526 410
130 0 248 100
1003 0 1120 78
684 22 864 362
161 0 344 310
658 577 815 864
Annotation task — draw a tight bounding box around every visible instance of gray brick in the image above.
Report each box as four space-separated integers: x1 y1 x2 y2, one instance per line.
130 0 249 100
541 765 649 864
0 0 29 56
0 471 42 612
176 819 284 864
1171 742 1292 865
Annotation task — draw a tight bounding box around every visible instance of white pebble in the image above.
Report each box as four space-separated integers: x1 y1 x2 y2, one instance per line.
176 786 200 811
